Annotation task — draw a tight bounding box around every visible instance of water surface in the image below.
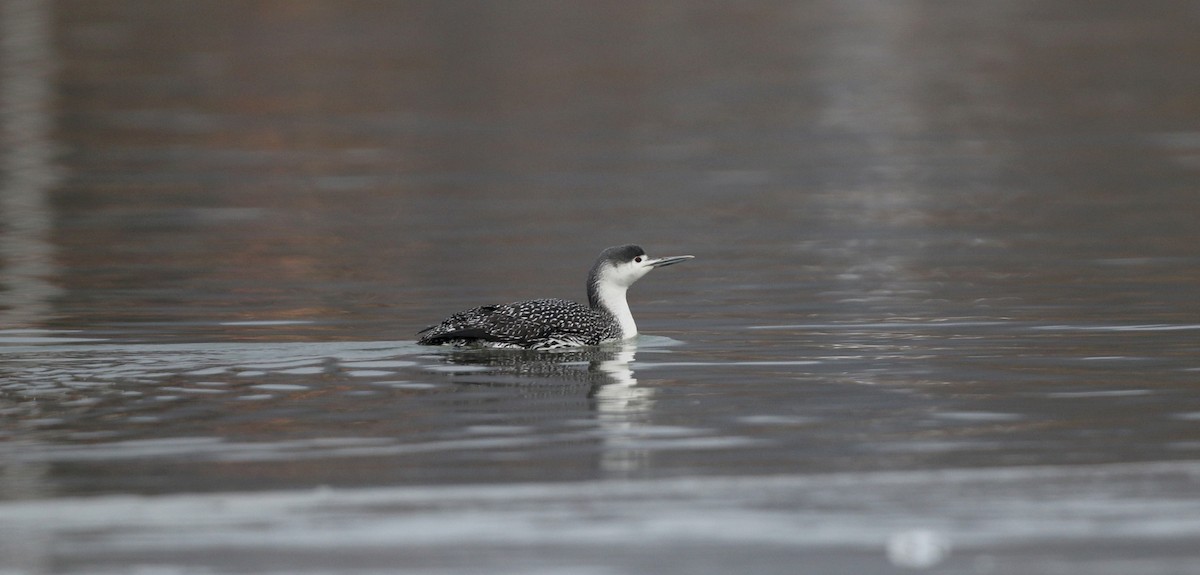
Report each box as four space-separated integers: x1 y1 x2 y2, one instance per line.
2 1 1200 573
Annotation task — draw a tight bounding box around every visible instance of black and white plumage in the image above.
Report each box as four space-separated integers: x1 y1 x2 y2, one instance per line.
417 244 693 349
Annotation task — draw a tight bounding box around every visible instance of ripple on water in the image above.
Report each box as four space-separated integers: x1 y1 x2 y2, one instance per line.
370 381 440 390
934 411 1023 422
276 367 326 375
7 460 1195 566
235 394 274 401
1043 389 1153 399
238 360 325 370
186 367 227 376
250 384 310 391
341 360 417 368
158 386 227 395
1032 324 1200 332
736 415 817 426
464 425 535 435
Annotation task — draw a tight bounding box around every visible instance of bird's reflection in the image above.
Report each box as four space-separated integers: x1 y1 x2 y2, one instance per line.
428 341 642 389
428 341 655 475
588 344 655 474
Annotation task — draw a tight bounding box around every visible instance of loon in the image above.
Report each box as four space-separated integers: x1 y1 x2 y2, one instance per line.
417 244 693 349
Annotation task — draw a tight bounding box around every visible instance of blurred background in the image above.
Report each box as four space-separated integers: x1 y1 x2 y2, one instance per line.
3 0 1195 338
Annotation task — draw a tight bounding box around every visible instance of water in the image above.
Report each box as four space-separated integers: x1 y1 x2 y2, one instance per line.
3 1 1200 573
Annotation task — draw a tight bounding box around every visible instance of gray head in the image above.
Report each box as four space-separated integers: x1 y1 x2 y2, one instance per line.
587 244 694 309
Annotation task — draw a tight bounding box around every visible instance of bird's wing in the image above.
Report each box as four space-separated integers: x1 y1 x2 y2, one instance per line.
418 299 594 346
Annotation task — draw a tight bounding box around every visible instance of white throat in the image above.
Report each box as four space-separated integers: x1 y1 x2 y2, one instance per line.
595 280 637 339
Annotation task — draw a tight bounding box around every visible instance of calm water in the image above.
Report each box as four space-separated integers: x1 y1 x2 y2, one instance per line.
3 1 1200 573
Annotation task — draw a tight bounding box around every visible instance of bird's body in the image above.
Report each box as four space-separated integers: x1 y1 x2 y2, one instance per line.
416 298 620 349
417 245 693 350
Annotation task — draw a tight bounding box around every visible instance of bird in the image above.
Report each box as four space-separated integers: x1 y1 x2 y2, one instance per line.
417 244 694 349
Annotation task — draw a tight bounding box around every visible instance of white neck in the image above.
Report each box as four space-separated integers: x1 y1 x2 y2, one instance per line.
595 281 637 339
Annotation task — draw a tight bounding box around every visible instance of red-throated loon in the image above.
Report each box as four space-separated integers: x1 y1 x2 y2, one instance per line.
417 244 693 349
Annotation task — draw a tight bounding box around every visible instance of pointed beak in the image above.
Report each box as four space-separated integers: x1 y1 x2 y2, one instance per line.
645 255 694 268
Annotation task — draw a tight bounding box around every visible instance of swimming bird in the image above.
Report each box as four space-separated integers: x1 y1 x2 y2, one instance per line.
417 244 694 349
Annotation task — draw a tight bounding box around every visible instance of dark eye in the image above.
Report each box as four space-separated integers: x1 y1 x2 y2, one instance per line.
634 256 643 263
